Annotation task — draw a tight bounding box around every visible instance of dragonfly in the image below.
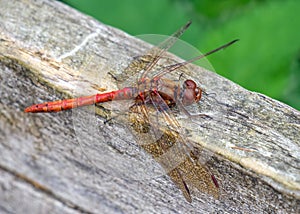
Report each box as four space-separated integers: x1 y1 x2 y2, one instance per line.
25 21 238 202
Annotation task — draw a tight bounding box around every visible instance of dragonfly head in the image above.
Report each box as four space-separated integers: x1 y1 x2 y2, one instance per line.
181 79 202 106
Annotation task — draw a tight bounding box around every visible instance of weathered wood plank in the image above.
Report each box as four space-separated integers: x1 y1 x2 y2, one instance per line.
0 0 299 213
0 166 82 214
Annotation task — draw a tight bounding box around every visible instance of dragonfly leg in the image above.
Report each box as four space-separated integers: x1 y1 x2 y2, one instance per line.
177 101 213 120
107 71 118 81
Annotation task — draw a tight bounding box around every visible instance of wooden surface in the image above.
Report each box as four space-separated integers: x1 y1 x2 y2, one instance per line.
0 0 300 213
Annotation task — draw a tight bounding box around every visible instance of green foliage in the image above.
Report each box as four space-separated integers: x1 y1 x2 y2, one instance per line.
60 0 300 110
198 1 300 101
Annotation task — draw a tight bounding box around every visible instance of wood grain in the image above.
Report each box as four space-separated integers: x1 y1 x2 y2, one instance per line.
0 0 299 213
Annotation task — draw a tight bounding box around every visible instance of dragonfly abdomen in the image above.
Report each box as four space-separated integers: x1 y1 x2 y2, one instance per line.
24 87 138 113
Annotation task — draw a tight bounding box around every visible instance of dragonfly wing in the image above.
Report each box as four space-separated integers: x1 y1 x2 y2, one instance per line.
168 169 192 203
141 21 192 77
148 91 220 200
154 39 240 79
116 21 192 87
177 149 220 199
128 102 194 201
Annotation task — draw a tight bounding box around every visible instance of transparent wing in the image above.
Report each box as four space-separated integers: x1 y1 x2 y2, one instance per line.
177 147 220 199
150 91 219 200
116 21 192 87
153 39 240 80
125 101 192 202
126 90 219 201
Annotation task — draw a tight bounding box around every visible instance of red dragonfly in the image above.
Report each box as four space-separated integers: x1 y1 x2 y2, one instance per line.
25 21 238 202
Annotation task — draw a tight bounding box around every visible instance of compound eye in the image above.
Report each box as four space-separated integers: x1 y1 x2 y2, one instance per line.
182 80 202 105
184 79 196 89
195 87 202 102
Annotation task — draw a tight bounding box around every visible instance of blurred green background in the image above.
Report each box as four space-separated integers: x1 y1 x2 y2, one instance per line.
60 0 300 110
